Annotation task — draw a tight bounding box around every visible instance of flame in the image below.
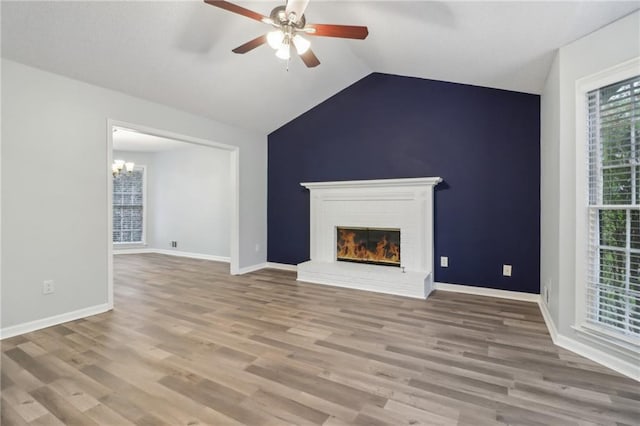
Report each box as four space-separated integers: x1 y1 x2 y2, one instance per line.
337 229 400 264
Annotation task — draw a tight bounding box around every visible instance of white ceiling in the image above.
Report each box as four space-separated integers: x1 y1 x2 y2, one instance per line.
2 1 639 134
113 128 190 152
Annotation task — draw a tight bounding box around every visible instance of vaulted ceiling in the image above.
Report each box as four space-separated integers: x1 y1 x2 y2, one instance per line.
2 1 638 133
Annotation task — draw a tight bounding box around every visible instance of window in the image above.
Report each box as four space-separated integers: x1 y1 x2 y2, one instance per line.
586 73 639 341
113 167 145 244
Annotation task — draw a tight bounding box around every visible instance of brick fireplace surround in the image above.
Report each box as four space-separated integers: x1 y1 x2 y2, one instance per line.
297 177 442 298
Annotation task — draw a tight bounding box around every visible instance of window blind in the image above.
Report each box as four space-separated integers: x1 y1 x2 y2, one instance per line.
113 168 144 243
587 75 640 339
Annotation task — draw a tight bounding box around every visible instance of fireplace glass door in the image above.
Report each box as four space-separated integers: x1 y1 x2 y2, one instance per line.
336 227 400 267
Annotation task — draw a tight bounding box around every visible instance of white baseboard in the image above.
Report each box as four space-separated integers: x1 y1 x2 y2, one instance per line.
235 262 267 275
434 282 541 303
435 283 638 380
0 303 111 340
114 248 230 263
538 299 638 381
554 332 640 382
266 262 297 271
151 249 230 263
234 261 299 274
538 299 558 341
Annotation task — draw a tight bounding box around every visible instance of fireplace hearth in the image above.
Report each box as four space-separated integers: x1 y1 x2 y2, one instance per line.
336 227 400 267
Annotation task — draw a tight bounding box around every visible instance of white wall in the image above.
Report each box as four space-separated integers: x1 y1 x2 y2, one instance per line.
540 11 640 377
153 145 231 257
1 59 267 332
540 51 561 323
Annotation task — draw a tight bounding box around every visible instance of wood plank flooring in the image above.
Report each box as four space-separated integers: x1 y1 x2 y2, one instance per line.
2 253 639 425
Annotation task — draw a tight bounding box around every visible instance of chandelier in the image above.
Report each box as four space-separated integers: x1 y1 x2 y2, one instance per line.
112 159 135 178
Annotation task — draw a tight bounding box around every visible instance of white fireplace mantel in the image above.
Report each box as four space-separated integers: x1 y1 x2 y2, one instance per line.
301 177 443 190
297 177 442 299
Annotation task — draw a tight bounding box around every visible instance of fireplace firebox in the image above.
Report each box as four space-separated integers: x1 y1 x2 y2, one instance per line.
336 227 400 267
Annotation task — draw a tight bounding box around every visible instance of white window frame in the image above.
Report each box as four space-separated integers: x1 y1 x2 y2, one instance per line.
575 57 640 351
113 164 147 247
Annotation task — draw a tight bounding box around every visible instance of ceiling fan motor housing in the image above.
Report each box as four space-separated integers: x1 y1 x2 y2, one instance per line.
270 5 306 29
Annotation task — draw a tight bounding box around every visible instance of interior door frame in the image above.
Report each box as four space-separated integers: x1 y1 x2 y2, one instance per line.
106 119 240 309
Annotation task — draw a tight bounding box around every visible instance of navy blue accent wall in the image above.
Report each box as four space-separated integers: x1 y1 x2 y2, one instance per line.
268 73 540 294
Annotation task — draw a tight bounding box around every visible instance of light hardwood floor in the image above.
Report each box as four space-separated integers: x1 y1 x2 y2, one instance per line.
1 253 639 425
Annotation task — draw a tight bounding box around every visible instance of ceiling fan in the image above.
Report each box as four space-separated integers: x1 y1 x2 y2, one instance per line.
203 0 369 68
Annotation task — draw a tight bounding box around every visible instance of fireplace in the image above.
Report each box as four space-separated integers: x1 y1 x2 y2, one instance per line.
336 227 400 267
298 177 442 299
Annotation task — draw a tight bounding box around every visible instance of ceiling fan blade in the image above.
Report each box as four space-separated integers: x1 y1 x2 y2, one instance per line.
232 35 267 54
305 24 369 40
203 0 268 23
299 48 320 68
286 0 310 19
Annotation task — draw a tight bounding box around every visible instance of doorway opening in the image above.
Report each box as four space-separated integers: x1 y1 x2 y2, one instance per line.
106 119 239 308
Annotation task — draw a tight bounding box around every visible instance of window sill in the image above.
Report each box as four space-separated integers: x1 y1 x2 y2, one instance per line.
572 323 640 355
113 242 147 249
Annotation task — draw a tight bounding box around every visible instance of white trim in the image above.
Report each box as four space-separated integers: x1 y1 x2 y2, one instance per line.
113 248 154 255
572 323 640 353
107 119 241 308
113 247 155 256
301 177 442 190
435 283 639 381
434 282 541 302
554 333 640 382
265 262 297 271
229 148 240 275
0 303 111 340
113 248 230 263
538 299 559 342
574 58 640 337
235 262 267 275
540 300 638 381
149 249 230 263
113 243 148 250
107 122 114 309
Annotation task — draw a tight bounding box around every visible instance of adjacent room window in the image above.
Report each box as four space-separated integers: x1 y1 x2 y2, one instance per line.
586 74 639 340
113 167 145 244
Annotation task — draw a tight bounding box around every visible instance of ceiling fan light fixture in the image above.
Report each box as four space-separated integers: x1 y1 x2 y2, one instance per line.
292 35 310 54
275 42 291 60
267 30 285 49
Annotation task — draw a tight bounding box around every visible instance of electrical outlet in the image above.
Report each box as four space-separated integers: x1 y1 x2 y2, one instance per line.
43 280 55 295
502 264 512 277
170 241 178 248
440 256 448 267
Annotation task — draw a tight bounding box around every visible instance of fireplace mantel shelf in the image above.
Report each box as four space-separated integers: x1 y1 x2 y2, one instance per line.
301 177 442 190
298 177 442 299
